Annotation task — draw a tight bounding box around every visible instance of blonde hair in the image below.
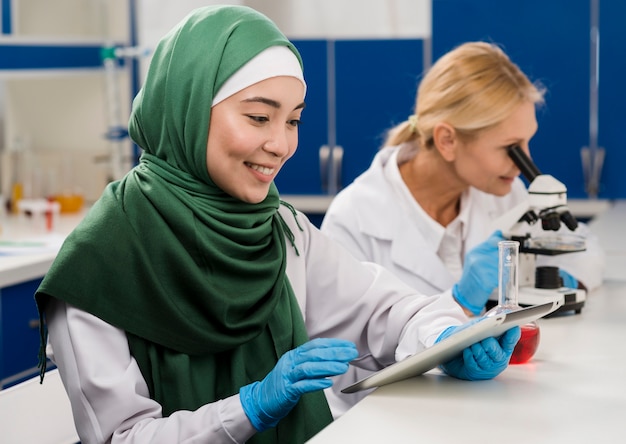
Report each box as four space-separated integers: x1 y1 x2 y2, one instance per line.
385 42 545 152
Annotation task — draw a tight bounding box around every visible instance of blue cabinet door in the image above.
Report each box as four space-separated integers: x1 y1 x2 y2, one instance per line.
1 279 43 387
276 39 424 196
336 39 424 188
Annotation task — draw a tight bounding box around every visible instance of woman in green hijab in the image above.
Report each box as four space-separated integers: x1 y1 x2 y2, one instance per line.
36 5 520 444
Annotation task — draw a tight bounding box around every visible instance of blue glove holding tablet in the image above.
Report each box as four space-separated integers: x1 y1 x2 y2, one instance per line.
435 325 521 380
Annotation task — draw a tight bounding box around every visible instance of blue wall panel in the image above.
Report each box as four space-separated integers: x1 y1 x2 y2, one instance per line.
597 1 626 198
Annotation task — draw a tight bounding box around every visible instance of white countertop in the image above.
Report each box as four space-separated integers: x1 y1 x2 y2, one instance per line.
587 200 626 281
308 199 626 444
308 279 626 443
0 210 86 288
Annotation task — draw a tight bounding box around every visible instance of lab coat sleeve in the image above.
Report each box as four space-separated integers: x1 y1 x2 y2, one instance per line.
45 299 256 444
296 215 467 371
282 207 470 418
320 191 372 262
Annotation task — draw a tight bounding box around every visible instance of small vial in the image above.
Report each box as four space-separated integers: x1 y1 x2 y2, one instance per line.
498 240 520 311
493 240 540 364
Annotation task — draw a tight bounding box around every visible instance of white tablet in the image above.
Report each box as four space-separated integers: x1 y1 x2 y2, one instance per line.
342 300 562 394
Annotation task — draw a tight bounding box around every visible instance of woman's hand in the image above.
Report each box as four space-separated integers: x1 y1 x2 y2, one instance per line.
239 338 358 431
436 326 521 380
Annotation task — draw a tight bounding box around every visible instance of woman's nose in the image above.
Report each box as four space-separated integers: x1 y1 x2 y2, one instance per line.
263 128 290 157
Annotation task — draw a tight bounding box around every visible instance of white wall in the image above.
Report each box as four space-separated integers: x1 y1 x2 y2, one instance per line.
137 0 430 42
0 1 431 202
136 0 431 81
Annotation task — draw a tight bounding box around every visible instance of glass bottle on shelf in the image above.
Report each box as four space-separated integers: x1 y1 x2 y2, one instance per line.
486 240 540 364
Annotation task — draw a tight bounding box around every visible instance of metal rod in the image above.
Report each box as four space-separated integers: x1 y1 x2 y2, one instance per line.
589 0 600 155
582 0 604 199
326 39 339 195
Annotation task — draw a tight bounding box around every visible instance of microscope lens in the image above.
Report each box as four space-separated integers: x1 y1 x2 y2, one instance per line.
560 211 579 231
541 213 561 231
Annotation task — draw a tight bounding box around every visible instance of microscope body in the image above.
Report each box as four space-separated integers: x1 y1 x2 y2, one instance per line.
489 172 586 314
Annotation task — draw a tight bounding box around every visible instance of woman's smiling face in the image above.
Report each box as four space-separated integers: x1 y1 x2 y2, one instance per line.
206 76 305 203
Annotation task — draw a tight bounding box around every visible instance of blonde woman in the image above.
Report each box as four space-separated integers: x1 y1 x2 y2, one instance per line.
322 42 604 414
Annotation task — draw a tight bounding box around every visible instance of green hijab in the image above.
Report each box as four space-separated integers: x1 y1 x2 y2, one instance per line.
36 5 332 443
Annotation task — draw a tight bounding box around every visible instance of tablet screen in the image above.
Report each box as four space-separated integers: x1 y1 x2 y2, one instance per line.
342 300 562 393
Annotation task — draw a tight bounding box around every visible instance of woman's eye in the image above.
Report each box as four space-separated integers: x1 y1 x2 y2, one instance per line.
247 115 268 123
288 119 302 127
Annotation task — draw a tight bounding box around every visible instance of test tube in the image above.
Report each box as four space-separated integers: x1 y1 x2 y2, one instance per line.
498 240 520 311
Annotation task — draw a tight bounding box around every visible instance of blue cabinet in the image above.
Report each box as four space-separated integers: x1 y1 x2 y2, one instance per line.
1 278 43 388
275 39 425 196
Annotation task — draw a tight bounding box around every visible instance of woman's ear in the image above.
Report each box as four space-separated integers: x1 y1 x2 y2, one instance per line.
432 122 458 161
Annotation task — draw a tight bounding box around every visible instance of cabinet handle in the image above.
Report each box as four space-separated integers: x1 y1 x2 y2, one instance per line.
319 145 343 195
319 145 330 193
330 145 343 195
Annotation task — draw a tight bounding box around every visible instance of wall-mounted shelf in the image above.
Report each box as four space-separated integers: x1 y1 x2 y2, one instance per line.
0 0 136 202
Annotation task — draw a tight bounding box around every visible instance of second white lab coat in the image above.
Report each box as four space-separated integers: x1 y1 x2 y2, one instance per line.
320 146 605 415
321 145 605 295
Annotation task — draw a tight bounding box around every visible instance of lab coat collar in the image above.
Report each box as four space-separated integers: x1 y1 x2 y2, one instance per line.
352 146 456 291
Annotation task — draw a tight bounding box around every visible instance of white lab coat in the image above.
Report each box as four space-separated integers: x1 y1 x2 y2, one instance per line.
321 145 605 294
45 205 467 444
320 146 605 416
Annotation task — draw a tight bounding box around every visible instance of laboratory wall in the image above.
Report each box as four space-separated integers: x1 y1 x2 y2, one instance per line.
137 0 625 199
2 0 623 205
0 0 132 203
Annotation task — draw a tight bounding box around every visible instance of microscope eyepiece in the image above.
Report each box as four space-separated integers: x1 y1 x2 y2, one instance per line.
508 145 542 182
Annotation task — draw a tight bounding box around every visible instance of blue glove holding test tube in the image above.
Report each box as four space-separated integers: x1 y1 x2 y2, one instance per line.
453 231 505 316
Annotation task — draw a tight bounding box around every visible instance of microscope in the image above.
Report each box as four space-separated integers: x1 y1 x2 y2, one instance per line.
488 145 587 315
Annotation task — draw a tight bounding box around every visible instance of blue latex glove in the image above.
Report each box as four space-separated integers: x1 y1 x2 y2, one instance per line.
239 338 358 432
435 325 521 380
453 231 505 315
559 269 578 289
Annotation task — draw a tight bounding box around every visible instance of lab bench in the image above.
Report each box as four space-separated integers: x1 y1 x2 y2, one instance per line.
307 280 626 444
307 201 626 444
